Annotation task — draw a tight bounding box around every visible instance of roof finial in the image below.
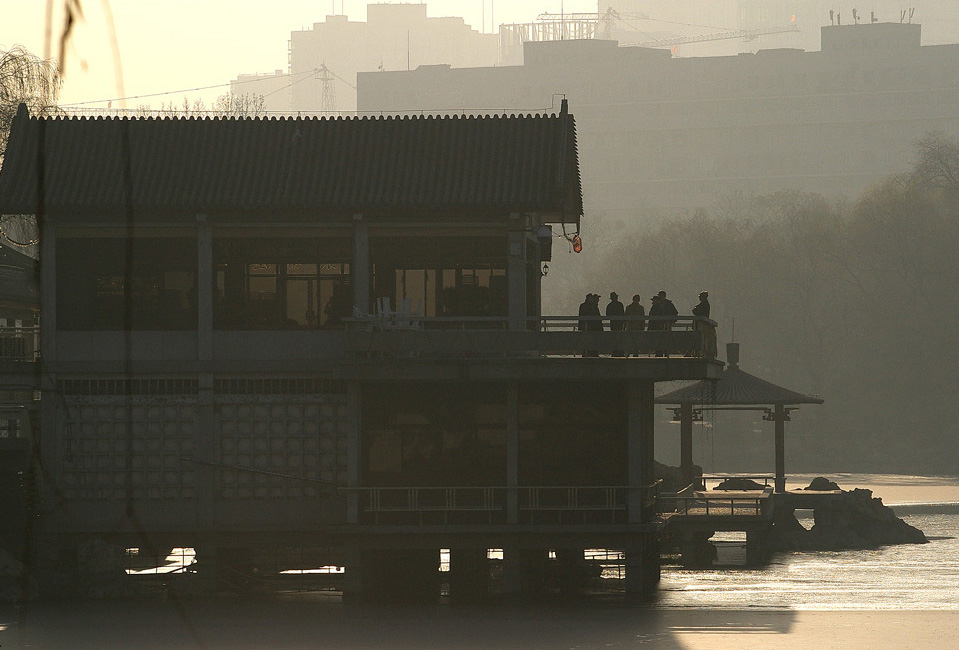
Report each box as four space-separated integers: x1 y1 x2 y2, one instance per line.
560 98 568 116
726 342 740 369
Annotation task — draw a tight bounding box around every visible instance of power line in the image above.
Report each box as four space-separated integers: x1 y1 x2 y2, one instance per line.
59 70 314 108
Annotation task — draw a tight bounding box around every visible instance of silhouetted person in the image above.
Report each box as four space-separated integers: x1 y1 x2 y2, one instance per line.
606 292 626 356
658 290 678 330
648 294 664 331
692 290 716 357
625 294 645 331
692 291 710 319
625 294 645 357
579 293 602 357
578 293 592 333
606 292 625 331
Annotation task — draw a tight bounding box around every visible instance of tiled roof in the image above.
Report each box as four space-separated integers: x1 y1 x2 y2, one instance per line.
658 343 823 406
0 104 582 222
655 365 824 406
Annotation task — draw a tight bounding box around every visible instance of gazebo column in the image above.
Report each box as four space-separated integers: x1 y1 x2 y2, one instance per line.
679 403 694 487
769 403 789 493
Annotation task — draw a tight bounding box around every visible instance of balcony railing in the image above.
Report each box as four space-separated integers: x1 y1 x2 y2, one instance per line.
345 483 662 525
0 326 39 362
344 316 718 359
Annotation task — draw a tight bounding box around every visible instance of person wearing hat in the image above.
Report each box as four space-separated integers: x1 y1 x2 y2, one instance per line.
692 291 715 357
692 291 710 320
578 293 593 334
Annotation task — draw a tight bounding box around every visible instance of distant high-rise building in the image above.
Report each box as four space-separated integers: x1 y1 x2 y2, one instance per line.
359 21 959 218
601 1 959 57
231 4 499 115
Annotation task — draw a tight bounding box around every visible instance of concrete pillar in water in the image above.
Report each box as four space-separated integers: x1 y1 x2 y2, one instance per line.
502 547 549 599
359 549 439 603
448 548 490 603
624 536 661 597
555 548 588 595
679 531 715 568
745 528 769 566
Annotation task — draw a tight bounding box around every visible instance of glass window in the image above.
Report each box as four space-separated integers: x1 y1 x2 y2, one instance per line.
57 238 197 330
213 238 350 330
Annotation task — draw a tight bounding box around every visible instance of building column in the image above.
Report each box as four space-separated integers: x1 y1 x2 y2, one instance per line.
679 403 694 487
196 374 216 534
352 214 370 316
506 381 519 524
39 224 56 363
196 217 213 361
346 382 362 524
507 215 527 331
627 380 655 523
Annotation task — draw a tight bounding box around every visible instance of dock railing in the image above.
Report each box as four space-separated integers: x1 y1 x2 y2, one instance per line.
343 316 718 359
658 486 774 519
346 483 662 525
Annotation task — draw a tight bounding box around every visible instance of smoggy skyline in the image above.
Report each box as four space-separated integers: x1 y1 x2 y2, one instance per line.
1 1 598 108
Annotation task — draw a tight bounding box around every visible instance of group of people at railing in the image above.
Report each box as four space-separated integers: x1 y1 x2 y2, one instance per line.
577 290 715 357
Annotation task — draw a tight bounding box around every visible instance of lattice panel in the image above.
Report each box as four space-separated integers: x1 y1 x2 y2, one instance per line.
60 397 197 501
217 396 350 500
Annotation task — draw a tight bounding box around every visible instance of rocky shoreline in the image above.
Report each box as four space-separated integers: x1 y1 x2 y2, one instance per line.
771 480 928 551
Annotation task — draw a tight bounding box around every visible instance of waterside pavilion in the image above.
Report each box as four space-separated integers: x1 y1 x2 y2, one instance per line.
657 342 823 493
0 102 722 600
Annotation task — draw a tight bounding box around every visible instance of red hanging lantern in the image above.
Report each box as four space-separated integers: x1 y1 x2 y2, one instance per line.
572 235 583 253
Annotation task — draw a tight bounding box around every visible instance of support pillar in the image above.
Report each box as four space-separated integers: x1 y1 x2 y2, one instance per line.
507 219 527 331
360 549 439 603
346 382 362 524
448 548 489 603
679 403 694 487
745 528 769 566
627 381 655 524
352 214 370 316
197 217 213 359
506 382 519 524
773 403 787 493
555 548 588 595
624 536 660 597
502 548 549 599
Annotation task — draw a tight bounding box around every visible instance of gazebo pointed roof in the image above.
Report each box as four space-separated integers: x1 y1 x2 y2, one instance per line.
656 343 823 406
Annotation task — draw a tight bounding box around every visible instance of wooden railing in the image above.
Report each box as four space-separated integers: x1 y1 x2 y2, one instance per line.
343 316 718 359
658 487 774 519
345 483 662 525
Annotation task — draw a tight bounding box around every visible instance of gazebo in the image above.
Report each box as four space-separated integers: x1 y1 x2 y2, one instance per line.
656 342 823 492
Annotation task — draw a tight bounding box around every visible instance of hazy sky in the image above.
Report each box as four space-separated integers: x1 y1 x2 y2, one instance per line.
0 1 597 108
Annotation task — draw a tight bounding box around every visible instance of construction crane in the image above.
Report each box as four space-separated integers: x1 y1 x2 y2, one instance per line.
628 23 801 49
535 8 649 41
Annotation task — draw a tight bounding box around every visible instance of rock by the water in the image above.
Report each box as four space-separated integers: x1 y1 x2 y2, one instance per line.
654 460 702 493
714 477 767 491
770 488 927 551
805 476 841 491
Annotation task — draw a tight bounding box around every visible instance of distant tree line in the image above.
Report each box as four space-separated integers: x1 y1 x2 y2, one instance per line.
556 133 959 474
